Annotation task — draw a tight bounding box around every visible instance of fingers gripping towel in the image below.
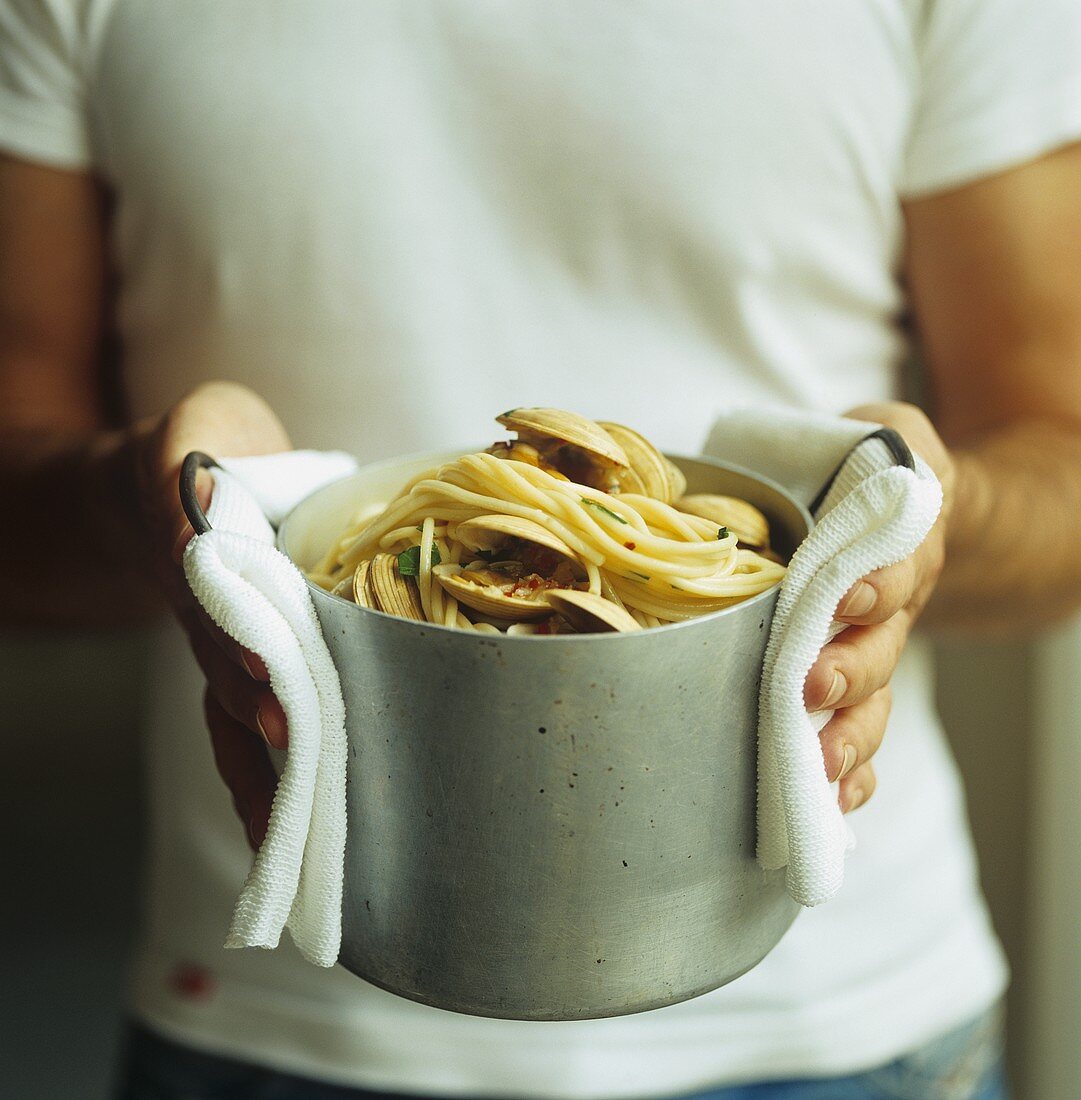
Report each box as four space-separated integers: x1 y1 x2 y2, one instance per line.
182 451 357 966
704 407 943 907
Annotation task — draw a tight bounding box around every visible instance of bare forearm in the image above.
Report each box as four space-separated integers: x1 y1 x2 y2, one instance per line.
926 420 1081 633
0 426 162 627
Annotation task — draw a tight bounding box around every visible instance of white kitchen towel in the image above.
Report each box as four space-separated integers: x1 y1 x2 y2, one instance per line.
704 407 943 906
182 450 357 966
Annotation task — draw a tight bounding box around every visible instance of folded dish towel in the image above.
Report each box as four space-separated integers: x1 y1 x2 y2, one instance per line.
704 407 943 906
183 450 357 966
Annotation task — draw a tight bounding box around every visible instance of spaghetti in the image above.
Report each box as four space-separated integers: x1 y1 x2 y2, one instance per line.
309 408 786 633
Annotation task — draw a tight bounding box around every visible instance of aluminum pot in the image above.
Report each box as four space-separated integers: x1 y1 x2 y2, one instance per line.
264 448 812 1021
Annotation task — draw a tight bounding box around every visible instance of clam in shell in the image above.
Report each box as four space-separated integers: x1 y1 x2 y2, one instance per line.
368 553 427 621
485 440 569 480
436 514 589 622
351 559 374 608
597 421 673 501
664 458 687 501
543 590 643 633
331 559 373 604
675 494 771 548
331 573 355 600
454 514 579 562
495 407 629 490
434 563 560 621
431 512 589 620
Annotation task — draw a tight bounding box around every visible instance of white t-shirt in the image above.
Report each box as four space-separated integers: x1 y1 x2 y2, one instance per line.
4 1 1081 1095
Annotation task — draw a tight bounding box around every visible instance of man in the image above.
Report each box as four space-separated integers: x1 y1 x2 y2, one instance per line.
3 1 1081 1097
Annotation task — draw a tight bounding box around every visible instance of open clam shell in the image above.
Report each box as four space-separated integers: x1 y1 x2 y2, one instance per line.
543 590 643 633
368 553 427 621
436 515 589 622
675 494 771 548
665 458 687 502
454 515 581 564
597 421 672 501
485 440 569 480
495 408 630 475
351 559 374 608
433 563 557 621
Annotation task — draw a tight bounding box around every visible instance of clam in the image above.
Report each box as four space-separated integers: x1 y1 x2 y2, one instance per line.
331 573 355 601
351 559 374 608
495 408 629 490
597 421 673 501
432 516 587 622
485 440 569 480
368 553 427 621
454 515 577 560
329 562 374 606
434 563 557 621
543 590 643 633
665 458 687 501
675 494 771 548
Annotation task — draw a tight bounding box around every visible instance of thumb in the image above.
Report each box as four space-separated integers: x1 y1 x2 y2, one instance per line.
146 382 292 511
159 381 293 470
139 382 292 567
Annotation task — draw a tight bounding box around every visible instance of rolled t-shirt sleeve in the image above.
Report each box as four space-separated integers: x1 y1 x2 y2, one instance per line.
0 0 91 168
900 0 1081 197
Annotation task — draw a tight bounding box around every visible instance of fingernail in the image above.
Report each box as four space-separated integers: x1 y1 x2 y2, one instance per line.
195 467 214 510
842 787 865 814
834 743 858 782
256 708 288 751
241 650 268 680
839 581 876 619
820 670 847 710
172 523 195 564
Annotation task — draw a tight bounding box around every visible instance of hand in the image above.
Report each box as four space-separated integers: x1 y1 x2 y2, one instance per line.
803 401 954 814
134 381 293 849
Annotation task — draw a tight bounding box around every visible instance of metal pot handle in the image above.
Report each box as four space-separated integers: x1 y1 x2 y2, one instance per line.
807 426 914 516
179 451 220 536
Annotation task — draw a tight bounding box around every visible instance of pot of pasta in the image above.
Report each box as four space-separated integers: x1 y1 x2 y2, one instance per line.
275 408 810 1020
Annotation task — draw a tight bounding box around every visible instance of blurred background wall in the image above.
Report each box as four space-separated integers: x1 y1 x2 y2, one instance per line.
1028 623 1081 1100
1 631 147 1100
0 628 1069 1098
935 638 1035 1095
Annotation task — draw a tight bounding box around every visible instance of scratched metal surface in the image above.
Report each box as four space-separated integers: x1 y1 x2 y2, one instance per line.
280 453 808 1020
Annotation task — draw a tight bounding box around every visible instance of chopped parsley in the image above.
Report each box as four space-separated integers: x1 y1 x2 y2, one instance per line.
397 544 442 576
581 498 628 524
717 526 730 540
